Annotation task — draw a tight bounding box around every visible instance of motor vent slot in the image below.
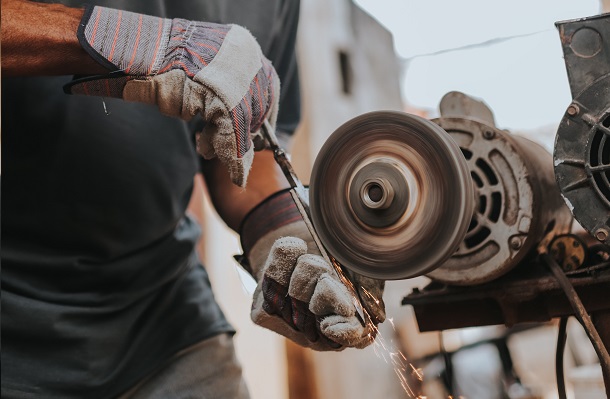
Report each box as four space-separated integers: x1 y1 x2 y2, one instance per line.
463 156 503 250
555 74 610 246
589 113 610 205
430 116 573 285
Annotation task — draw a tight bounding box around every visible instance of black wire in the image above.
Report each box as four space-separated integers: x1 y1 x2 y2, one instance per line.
542 253 610 387
401 29 552 63
556 317 568 399
439 331 455 397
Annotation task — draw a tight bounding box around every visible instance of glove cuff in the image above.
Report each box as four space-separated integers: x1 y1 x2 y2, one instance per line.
239 189 301 258
78 5 172 75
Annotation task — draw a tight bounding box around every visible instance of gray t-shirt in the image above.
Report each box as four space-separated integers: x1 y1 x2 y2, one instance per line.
1 1 300 398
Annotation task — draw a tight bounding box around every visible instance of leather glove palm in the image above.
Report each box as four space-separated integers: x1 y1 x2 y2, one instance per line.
66 6 279 187
240 190 385 350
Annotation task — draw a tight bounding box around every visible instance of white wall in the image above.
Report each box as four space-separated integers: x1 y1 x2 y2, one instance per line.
294 0 404 179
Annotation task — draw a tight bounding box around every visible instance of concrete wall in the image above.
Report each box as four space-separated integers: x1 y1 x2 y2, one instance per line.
292 0 404 182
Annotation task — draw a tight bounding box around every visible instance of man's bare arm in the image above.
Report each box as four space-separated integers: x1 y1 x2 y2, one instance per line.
202 150 291 232
1 0 108 76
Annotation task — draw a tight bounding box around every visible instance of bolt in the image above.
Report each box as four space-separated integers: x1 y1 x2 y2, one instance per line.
567 103 580 116
595 228 608 242
483 130 495 140
510 237 522 250
582 113 596 126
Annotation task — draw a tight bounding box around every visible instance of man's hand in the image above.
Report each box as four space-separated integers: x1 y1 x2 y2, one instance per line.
240 190 386 351
65 6 279 187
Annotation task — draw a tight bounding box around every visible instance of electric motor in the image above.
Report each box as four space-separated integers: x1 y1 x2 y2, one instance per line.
428 115 573 285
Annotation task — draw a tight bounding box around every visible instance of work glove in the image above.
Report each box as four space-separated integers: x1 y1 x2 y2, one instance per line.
239 190 386 350
66 6 280 187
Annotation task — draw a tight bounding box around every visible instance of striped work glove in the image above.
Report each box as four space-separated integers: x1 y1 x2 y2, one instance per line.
66 6 280 187
239 190 386 351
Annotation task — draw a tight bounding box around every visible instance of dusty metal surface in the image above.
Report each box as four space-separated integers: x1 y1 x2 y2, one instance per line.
543 251 610 390
428 116 572 285
403 237 610 393
398 15 610 394
554 14 610 246
402 259 610 332
309 111 474 280
555 13 610 98
549 234 588 271
554 74 610 246
438 91 496 126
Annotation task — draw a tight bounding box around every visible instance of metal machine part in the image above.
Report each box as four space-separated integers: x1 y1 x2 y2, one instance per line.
428 102 573 285
401 14 610 397
402 244 610 331
309 111 474 280
403 238 610 397
549 234 588 272
555 13 610 100
554 13 610 245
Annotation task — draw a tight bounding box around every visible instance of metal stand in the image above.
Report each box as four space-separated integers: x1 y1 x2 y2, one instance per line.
402 235 610 396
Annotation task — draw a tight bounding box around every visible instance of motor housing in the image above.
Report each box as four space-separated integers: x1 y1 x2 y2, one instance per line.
428 113 572 285
554 13 610 245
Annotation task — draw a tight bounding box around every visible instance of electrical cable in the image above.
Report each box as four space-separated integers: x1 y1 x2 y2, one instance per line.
439 331 455 398
542 253 610 388
401 29 552 63
555 317 568 399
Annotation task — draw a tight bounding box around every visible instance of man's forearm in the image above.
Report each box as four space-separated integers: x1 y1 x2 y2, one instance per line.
1 0 108 76
202 150 291 232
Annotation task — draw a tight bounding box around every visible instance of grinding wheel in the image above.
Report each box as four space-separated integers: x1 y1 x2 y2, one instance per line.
309 111 474 280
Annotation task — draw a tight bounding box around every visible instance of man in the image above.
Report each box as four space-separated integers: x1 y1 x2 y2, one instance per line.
1 0 385 397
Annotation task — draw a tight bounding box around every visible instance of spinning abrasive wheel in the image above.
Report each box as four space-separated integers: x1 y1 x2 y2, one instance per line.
309 111 474 280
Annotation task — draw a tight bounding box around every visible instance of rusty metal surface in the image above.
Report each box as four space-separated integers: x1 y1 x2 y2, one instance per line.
555 13 610 98
543 252 610 389
402 259 610 332
554 13 610 246
402 235 610 392
549 234 588 271
439 91 496 126
427 116 572 285
309 111 474 280
554 73 610 246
